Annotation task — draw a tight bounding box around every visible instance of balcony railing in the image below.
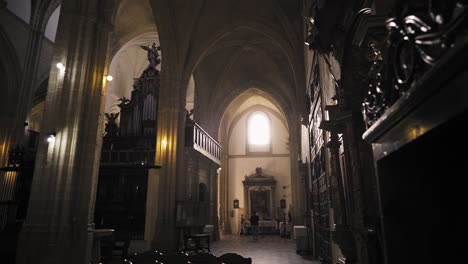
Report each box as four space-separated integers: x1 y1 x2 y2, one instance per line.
185 122 221 165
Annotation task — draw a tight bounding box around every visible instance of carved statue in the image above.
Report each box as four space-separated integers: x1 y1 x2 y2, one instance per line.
255 167 262 174
140 42 161 67
104 112 120 137
105 112 119 124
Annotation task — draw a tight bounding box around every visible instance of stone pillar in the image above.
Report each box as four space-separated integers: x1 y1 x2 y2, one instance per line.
288 113 303 224
16 1 114 263
209 162 220 240
213 166 220 240
185 149 192 200
150 61 189 251
219 152 231 234
192 155 200 201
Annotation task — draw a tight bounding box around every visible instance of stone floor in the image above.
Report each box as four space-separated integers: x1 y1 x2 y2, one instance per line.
210 234 320 264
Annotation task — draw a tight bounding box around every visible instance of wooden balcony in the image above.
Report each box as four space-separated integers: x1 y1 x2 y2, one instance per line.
185 122 221 165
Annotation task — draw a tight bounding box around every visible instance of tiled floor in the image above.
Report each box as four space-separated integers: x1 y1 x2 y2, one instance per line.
210 234 320 264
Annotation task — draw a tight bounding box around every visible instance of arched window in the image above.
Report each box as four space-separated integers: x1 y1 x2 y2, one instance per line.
248 111 270 146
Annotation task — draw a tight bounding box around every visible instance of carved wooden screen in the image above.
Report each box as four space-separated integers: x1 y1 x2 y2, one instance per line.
309 63 331 263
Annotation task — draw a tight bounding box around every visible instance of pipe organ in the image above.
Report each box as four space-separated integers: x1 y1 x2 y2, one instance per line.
95 43 161 244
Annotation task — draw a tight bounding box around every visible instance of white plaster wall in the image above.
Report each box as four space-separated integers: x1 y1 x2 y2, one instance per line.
228 116 247 155
44 6 60 42
227 110 291 234
270 115 289 154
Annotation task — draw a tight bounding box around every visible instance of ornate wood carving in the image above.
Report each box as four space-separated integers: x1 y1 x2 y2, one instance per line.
363 1 468 126
96 43 162 241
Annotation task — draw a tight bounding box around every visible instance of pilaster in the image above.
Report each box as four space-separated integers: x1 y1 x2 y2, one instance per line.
151 65 189 250
15 1 114 263
219 153 231 234
288 114 303 224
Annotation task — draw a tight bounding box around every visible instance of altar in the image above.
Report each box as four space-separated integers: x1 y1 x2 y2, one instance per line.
242 167 277 219
243 220 278 235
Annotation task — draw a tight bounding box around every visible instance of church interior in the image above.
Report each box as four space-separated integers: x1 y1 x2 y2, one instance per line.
0 0 467 263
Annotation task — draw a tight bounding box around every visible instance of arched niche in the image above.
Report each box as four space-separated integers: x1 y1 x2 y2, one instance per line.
242 167 276 220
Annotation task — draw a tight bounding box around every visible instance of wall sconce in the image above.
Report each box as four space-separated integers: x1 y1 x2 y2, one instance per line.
233 199 239 209
56 63 65 73
47 132 56 143
161 139 167 148
106 75 113 81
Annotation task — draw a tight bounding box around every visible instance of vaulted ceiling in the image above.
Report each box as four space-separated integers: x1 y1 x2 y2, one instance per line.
97 0 306 136
149 0 305 135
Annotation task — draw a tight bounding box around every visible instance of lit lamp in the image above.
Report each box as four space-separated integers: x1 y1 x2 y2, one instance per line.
106 75 113 81
47 132 56 143
56 62 65 73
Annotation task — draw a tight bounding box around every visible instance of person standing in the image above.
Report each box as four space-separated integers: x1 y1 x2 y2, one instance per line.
250 211 260 241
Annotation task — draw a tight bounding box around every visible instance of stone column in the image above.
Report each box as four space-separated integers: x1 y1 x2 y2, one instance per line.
150 61 189 251
219 152 231 234
213 166 220 240
288 113 303 224
208 162 220 240
192 155 200 201
16 1 114 263
0 1 15 167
